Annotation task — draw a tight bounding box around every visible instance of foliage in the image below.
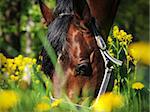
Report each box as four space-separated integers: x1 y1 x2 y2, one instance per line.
0 0 149 57
0 0 56 57
116 0 149 41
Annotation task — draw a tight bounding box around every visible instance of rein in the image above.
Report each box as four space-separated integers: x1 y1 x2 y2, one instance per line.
50 13 123 109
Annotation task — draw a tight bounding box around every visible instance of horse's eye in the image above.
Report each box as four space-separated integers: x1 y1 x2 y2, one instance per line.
75 62 92 76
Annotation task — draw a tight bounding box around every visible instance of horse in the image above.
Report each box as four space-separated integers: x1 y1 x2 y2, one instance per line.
37 0 120 103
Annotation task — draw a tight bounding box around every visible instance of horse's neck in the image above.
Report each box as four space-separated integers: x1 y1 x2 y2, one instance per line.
87 0 120 39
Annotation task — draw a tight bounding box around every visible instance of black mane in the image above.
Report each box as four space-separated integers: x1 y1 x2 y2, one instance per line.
47 0 73 55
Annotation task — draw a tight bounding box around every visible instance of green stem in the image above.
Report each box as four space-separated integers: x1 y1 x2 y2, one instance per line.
116 39 120 93
125 44 131 96
126 57 130 95
138 91 142 112
134 65 137 81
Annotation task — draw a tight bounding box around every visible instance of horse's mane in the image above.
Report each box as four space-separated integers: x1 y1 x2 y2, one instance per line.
47 0 73 55
41 0 74 76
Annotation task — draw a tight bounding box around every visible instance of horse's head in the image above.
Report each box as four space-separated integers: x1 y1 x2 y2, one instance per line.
52 4 105 102
49 18 104 103
38 0 105 103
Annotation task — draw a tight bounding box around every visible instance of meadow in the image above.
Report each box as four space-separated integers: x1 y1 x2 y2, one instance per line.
0 0 149 112
0 25 149 112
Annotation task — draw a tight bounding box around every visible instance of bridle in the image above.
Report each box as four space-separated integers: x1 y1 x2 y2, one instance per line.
89 19 122 107
50 12 123 109
59 12 74 17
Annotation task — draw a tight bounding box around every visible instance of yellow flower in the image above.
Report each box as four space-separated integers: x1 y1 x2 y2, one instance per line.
112 26 133 45
15 71 19 75
32 59 37 64
92 92 124 112
132 82 144 90
120 30 127 38
126 34 133 42
127 55 132 61
51 99 62 108
35 80 40 84
0 90 19 110
108 36 113 43
35 102 50 112
113 26 119 38
39 56 43 61
10 75 19 81
129 42 150 65
108 49 115 57
37 65 42 71
113 25 119 32
0 53 7 65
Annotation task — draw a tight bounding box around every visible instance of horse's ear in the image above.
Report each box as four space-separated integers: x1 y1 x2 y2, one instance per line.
37 0 53 25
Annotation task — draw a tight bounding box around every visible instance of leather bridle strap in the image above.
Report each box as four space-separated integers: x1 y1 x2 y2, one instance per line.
59 12 74 17
89 18 123 108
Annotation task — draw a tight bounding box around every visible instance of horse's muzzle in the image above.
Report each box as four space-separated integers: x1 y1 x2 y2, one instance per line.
75 62 92 76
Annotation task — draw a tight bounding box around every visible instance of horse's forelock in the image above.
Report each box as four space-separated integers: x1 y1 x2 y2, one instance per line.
47 0 74 55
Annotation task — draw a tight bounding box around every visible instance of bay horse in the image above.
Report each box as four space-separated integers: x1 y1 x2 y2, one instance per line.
37 0 120 103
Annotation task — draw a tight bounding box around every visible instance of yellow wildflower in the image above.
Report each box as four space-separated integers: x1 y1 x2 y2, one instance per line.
113 25 119 32
0 53 7 65
113 26 119 38
15 71 19 75
133 60 138 65
35 80 40 84
108 36 113 43
39 56 43 60
120 30 127 38
37 65 42 71
132 82 144 90
1 68 6 72
92 92 124 112
32 59 37 64
10 75 19 81
18 66 24 71
112 26 133 45
126 34 133 42
0 90 19 110
51 99 62 108
129 42 150 65
127 55 132 61
35 102 50 112
108 49 115 57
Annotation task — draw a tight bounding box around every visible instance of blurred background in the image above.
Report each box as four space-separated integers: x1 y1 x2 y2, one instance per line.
0 0 149 57
0 0 149 85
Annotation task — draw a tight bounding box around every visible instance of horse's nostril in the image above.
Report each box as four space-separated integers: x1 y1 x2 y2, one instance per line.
75 63 92 76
